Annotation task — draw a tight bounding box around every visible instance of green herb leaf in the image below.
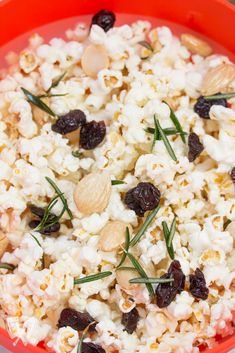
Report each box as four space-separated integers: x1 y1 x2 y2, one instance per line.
145 127 187 138
204 92 235 100
111 180 126 185
117 227 130 268
138 41 154 52
167 216 177 248
45 177 73 220
129 277 174 284
126 252 154 297
72 150 81 158
38 93 67 98
162 221 175 260
77 321 96 353
224 219 232 231
0 263 16 271
130 205 161 247
163 101 186 143
47 72 67 93
155 117 177 161
21 87 56 117
151 115 159 151
30 233 45 268
116 266 138 272
74 271 112 285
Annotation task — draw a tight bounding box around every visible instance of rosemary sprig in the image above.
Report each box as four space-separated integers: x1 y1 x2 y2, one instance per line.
111 180 126 185
204 92 235 100
47 72 67 93
163 101 186 143
0 263 16 271
125 252 154 297
151 115 159 151
138 41 154 52
35 195 59 231
129 277 174 284
130 205 161 247
72 150 81 158
117 227 130 268
162 221 175 260
167 216 177 248
224 219 232 231
21 87 56 117
116 266 138 272
38 93 67 98
45 177 73 220
30 233 45 268
74 271 112 285
77 321 96 353
155 117 177 161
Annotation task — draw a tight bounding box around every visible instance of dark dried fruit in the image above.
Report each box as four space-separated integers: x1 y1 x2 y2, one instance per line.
28 220 60 234
121 307 140 334
188 132 204 162
52 110 86 135
29 205 45 218
58 308 96 332
230 167 235 184
82 342 105 353
194 94 227 119
124 182 160 217
156 260 185 308
80 121 106 150
189 268 209 300
91 10 116 32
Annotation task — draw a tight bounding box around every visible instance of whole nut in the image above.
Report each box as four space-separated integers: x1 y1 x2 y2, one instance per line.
181 33 212 57
98 221 132 252
116 268 139 291
0 231 9 258
81 44 109 78
201 63 235 95
74 171 111 215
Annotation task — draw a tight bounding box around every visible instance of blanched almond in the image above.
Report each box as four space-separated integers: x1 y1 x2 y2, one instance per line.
74 171 111 215
201 63 235 95
181 33 212 57
81 44 109 78
0 231 9 258
98 221 132 252
116 268 139 290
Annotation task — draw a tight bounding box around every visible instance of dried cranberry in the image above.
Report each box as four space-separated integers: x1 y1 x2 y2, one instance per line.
194 94 227 119
91 10 116 32
52 110 86 135
80 121 106 150
82 342 105 353
121 307 140 334
189 268 209 300
124 182 160 217
188 132 204 162
58 308 96 332
230 167 235 184
156 260 185 308
28 220 60 234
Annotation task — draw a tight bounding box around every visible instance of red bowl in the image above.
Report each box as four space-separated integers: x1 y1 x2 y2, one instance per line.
0 0 235 352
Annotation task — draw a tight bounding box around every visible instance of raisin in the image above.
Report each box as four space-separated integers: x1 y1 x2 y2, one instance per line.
188 132 204 162
29 205 45 218
230 167 235 184
124 182 161 217
194 94 227 119
28 220 60 234
51 110 86 135
82 342 105 353
80 121 106 150
189 268 209 300
58 308 96 332
156 260 185 308
121 307 140 334
91 10 116 32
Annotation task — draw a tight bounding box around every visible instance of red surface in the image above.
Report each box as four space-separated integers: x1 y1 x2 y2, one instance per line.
0 0 235 352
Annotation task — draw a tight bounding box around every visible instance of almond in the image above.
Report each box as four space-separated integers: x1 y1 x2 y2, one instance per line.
98 221 132 252
116 267 138 290
74 171 111 215
181 33 212 57
201 63 235 95
81 44 109 78
0 231 9 258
